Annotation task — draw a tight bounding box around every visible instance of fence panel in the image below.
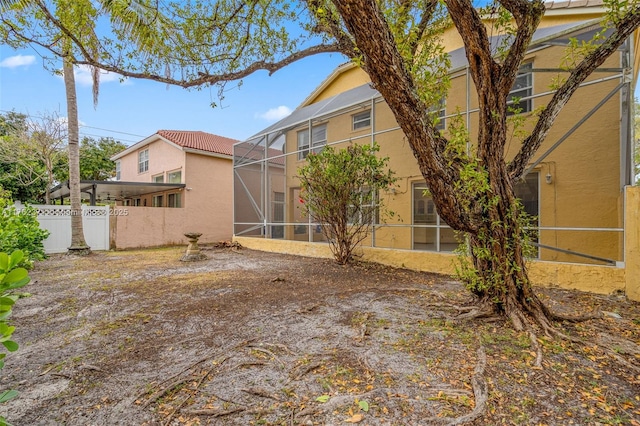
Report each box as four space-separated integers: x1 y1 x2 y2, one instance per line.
30 205 110 253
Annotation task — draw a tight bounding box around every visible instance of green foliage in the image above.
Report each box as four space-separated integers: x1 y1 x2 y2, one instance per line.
0 111 68 203
297 142 396 264
55 136 126 182
455 200 538 297
0 250 31 422
381 0 451 115
0 198 49 268
0 112 48 203
444 114 537 299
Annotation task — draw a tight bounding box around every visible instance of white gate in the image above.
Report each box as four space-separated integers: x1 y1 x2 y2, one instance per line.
31 205 110 254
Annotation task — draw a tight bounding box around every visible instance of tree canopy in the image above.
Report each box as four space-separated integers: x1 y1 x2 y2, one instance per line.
0 111 66 203
55 136 127 182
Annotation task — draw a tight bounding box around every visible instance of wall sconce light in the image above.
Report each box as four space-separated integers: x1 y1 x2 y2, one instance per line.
545 173 553 184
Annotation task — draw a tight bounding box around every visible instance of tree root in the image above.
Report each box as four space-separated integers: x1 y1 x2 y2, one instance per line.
182 407 245 417
248 346 286 369
289 361 323 381
528 331 543 369
295 389 385 419
423 346 488 425
241 387 282 401
455 306 497 321
163 368 213 426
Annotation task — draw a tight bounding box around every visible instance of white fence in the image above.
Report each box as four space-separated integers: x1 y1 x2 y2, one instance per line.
30 205 110 254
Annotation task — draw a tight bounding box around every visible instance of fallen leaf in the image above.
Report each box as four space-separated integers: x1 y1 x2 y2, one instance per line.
345 413 364 423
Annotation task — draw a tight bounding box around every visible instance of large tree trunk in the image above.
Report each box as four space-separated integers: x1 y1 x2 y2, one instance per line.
63 57 90 255
466 163 554 332
332 0 554 331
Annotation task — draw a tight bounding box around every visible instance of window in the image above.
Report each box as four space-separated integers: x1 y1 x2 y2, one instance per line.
514 172 539 256
311 124 327 154
514 172 539 221
115 161 121 180
134 198 142 206
412 182 457 252
271 192 285 239
138 149 149 173
272 192 285 222
298 124 327 159
152 195 163 207
152 174 164 183
352 111 371 130
508 62 533 115
349 188 379 225
167 170 182 183
167 193 181 208
430 98 446 130
297 129 309 160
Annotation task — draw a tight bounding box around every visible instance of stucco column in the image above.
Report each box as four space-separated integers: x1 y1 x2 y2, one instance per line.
625 186 640 301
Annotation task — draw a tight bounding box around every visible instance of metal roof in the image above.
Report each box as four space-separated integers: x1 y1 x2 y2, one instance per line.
240 19 607 147
49 180 185 204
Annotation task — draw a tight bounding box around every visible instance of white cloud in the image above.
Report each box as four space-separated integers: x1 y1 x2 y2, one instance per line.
72 64 127 86
256 105 292 121
0 55 36 69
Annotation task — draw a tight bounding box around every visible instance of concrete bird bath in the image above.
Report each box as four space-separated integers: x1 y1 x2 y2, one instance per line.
181 232 207 261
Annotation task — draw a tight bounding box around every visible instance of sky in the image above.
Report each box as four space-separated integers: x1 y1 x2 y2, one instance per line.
0 45 348 145
1 43 639 147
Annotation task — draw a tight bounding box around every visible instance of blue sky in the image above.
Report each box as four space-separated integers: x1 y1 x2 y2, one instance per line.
1 43 638 147
0 46 347 145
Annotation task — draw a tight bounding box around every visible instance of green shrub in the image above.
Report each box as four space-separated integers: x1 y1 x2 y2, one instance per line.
0 250 31 422
0 198 49 268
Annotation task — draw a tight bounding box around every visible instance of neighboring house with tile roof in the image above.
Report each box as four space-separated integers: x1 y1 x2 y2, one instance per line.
109 130 239 248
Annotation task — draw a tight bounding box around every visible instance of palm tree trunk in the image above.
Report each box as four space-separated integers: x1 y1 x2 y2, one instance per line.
63 57 90 255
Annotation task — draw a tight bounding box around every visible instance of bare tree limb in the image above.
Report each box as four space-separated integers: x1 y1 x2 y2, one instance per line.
508 4 640 180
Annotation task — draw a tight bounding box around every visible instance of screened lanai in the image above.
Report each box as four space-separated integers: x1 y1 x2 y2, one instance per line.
233 18 636 266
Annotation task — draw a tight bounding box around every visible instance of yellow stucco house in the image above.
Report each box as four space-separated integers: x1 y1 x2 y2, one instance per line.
233 1 640 300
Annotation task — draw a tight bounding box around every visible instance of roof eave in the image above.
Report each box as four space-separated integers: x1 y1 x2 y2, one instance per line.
183 148 233 160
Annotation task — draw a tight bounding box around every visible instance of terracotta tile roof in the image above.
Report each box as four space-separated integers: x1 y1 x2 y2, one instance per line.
545 0 603 10
156 130 239 156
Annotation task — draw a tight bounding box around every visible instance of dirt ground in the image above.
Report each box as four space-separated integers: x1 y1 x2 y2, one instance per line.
0 246 638 426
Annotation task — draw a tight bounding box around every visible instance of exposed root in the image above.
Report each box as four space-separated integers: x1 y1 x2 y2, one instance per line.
134 346 239 404
163 368 213 426
250 342 295 355
241 387 282 401
228 361 268 371
549 311 603 323
139 355 229 408
295 389 384 419
456 307 495 321
289 361 323 381
603 348 640 374
182 407 245 417
248 346 286 369
423 346 488 425
528 331 543 369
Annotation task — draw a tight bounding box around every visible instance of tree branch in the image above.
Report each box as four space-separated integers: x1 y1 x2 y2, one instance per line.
497 0 545 98
508 6 640 180
409 0 439 57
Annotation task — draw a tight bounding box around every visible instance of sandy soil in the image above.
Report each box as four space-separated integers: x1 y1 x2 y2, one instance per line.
0 246 638 425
